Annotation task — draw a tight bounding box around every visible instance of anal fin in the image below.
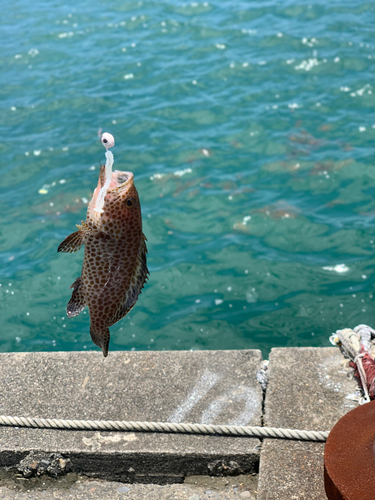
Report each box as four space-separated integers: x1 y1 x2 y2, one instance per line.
67 276 86 318
58 231 83 253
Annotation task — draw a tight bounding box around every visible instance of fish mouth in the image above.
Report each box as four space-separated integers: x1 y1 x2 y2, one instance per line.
89 170 134 219
109 170 134 191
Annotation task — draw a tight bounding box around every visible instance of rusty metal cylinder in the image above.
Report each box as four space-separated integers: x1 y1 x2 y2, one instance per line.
324 400 375 500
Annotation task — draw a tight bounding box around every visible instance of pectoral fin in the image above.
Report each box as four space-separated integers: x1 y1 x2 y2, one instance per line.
58 231 83 253
67 276 86 318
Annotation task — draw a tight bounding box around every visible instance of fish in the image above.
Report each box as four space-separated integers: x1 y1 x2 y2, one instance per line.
58 165 149 357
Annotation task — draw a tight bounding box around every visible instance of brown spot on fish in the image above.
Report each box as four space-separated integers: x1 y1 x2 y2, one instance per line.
58 166 149 357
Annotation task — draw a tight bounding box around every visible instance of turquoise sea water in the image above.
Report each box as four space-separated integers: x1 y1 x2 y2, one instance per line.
1 1 375 357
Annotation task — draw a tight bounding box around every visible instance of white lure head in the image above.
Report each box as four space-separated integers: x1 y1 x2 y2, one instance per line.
101 132 115 150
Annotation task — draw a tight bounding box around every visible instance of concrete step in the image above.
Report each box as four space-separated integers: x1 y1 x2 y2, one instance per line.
0 350 263 484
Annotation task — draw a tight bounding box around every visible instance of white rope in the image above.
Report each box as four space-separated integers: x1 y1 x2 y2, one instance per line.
0 415 329 442
331 324 375 404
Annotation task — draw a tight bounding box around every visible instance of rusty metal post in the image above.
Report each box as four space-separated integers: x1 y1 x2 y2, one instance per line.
324 400 375 500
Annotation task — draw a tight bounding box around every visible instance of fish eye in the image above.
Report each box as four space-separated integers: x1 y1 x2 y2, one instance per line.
125 199 133 207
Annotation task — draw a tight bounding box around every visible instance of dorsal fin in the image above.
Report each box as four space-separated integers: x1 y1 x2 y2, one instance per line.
109 236 149 327
67 276 86 318
57 230 83 253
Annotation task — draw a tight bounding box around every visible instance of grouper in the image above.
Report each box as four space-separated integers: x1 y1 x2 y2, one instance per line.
58 164 149 357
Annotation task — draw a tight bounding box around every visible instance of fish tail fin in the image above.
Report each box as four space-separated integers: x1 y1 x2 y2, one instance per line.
90 325 110 358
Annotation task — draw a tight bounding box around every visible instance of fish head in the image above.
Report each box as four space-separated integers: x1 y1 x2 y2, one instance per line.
88 166 142 237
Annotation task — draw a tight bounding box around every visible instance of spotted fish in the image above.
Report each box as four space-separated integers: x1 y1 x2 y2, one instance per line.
58 166 148 357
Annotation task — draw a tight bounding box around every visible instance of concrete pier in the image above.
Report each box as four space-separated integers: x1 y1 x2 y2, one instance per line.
258 348 357 500
0 348 358 498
